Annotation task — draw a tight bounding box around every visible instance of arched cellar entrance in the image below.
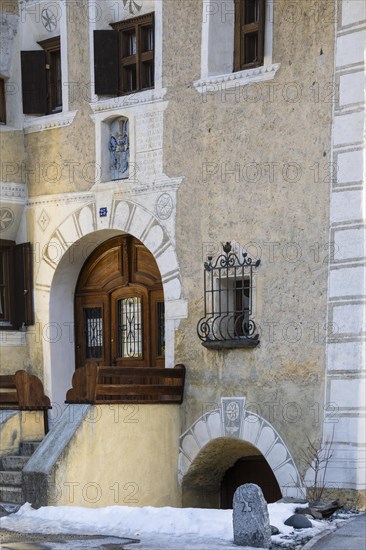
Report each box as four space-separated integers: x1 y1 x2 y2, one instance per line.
75 234 165 369
181 438 282 509
179 404 305 503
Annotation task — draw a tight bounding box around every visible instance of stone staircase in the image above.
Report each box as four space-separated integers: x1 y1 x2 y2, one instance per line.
0 440 40 512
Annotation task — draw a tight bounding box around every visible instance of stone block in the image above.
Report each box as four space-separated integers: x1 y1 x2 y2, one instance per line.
233 483 271 548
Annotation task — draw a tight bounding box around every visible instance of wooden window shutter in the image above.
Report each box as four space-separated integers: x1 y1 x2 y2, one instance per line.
94 30 119 95
21 51 47 115
11 243 34 328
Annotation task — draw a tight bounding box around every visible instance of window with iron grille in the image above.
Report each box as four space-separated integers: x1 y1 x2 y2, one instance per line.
197 242 260 349
234 0 265 71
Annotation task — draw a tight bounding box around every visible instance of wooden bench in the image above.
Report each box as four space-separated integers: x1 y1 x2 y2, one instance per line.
66 363 186 405
0 370 51 433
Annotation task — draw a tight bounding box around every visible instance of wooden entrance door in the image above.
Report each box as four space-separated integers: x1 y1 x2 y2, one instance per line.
220 456 282 508
75 236 165 369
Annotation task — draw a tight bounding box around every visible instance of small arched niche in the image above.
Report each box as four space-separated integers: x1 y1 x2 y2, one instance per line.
101 116 130 182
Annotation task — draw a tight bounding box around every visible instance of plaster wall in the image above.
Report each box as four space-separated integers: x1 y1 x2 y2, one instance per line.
53 405 182 507
163 0 335 475
0 411 44 456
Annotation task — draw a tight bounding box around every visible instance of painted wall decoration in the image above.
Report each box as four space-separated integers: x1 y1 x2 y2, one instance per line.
109 118 129 180
221 397 246 438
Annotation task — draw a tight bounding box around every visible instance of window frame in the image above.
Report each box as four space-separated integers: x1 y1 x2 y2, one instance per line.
0 78 6 124
197 242 260 349
234 0 265 71
111 13 155 95
38 36 62 114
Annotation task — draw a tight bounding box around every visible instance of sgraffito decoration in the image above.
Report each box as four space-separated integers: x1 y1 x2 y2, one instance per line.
123 0 142 15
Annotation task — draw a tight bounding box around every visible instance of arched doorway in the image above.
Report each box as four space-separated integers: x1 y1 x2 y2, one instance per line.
220 456 282 508
75 235 164 369
181 437 283 509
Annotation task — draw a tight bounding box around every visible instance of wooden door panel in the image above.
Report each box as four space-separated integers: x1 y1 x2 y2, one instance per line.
150 289 165 368
75 295 110 368
132 242 162 286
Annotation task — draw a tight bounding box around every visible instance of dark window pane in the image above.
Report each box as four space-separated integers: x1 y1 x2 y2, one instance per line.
123 30 136 56
123 65 137 92
118 297 143 358
234 279 250 337
243 33 258 64
244 0 260 23
141 60 154 89
141 25 154 52
84 307 103 358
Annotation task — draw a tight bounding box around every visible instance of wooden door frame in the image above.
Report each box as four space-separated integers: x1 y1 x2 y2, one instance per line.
74 235 164 370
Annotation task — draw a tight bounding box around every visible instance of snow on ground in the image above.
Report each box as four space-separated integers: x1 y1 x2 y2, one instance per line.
0 501 346 549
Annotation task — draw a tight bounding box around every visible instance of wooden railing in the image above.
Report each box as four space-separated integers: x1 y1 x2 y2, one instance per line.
0 370 51 433
66 363 186 405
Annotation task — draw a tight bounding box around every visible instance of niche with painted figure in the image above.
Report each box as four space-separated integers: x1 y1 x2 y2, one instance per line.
102 116 130 182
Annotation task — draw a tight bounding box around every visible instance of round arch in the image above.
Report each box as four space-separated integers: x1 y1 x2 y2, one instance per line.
35 200 186 410
179 407 305 505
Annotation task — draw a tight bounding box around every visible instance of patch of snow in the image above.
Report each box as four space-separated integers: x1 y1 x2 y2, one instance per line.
0 501 357 549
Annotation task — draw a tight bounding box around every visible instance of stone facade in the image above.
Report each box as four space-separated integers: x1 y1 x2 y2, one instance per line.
0 0 365 508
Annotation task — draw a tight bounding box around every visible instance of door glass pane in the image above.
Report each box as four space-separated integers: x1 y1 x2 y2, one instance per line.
118 297 142 358
84 307 103 358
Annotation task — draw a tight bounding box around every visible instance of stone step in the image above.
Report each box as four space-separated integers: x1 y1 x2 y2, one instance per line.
0 471 22 487
19 440 41 456
0 486 24 505
0 455 29 471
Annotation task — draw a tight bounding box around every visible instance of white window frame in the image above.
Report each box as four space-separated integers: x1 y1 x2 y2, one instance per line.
194 0 280 93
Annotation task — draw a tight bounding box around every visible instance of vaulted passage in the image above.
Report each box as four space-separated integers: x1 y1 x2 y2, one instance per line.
182 438 282 509
75 235 165 369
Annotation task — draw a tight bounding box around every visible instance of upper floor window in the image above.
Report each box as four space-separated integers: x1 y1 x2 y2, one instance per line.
38 37 62 114
0 78 6 124
196 0 276 89
21 36 62 115
234 0 265 71
94 13 154 96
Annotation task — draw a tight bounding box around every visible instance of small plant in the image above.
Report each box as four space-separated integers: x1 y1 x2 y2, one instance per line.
300 429 334 503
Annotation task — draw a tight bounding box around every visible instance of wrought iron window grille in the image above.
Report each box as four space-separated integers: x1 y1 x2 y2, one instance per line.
197 242 261 349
